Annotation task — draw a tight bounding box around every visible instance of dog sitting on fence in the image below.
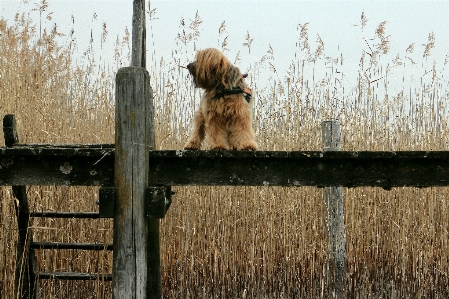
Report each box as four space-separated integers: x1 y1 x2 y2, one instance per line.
183 48 258 151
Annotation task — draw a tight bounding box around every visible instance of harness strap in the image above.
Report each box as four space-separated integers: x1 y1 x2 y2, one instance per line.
217 87 252 103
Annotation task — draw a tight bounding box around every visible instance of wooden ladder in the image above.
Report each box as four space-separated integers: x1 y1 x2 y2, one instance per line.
4 115 112 299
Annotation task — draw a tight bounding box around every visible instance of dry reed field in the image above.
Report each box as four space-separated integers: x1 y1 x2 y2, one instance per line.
2 3 449 298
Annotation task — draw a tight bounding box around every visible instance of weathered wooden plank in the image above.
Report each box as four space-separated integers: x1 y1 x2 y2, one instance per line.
2 147 449 187
0 144 115 154
31 242 113 251
146 149 449 160
147 150 449 188
113 66 159 299
4 146 449 159
37 272 112 281
0 141 114 186
0 153 114 186
31 211 100 218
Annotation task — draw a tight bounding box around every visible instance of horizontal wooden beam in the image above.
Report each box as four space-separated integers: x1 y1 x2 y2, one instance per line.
0 145 114 186
2 146 449 188
31 242 113 250
31 211 100 218
147 150 449 188
37 272 112 281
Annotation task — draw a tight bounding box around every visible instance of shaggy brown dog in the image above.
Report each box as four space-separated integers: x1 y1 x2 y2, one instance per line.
183 48 258 151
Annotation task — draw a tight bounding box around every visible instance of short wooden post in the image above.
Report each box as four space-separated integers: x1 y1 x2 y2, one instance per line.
322 121 347 298
3 115 39 299
3 114 19 147
112 67 159 299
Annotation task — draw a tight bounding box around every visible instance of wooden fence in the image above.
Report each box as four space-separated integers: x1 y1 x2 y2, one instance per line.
4 111 449 299
3 1 449 298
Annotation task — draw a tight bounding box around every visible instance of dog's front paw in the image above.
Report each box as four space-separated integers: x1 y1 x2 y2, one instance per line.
239 142 258 151
184 141 200 150
210 145 229 151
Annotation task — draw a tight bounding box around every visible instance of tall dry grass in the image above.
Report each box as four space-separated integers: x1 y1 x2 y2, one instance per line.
0 4 116 298
1 2 449 298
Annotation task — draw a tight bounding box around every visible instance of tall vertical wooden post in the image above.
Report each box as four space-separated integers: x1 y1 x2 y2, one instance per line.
322 121 347 298
113 0 161 298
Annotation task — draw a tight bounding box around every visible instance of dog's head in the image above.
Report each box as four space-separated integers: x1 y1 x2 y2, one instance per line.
187 48 243 92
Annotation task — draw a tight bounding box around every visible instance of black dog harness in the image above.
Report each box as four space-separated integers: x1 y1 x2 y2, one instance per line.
215 73 252 103
217 87 252 103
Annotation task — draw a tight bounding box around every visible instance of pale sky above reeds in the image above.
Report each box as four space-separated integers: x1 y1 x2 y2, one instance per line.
2 0 449 87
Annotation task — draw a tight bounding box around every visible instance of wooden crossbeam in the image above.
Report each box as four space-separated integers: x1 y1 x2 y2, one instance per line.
37 272 112 281
0 145 114 186
31 242 113 251
2 146 449 188
147 150 449 188
31 211 100 218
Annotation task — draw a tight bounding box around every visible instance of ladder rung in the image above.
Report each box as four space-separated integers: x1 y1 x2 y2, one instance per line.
37 272 112 281
30 212 100 218
31 242 113 251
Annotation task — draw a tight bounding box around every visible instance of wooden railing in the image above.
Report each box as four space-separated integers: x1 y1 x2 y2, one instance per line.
4 113 449 298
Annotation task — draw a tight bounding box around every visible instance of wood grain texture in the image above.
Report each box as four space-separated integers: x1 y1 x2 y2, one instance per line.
112 66 159 299
322 121 347 298
13 186 39 299
30 242 113 250
4 115 39 299
30 211 100 218
0 141 114 188
147 150 449 188
2 148 449 187
37 272 112 281
131 0 146 68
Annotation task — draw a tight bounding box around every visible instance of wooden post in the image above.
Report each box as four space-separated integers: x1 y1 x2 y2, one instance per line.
3 114 19 147
3 115 40 299
113 1 162 298
131 0 146 68
322 121 347 298
12 186 40 299
112 67 159 299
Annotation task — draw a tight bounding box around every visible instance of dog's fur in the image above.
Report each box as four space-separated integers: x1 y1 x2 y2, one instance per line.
183 48 258 151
